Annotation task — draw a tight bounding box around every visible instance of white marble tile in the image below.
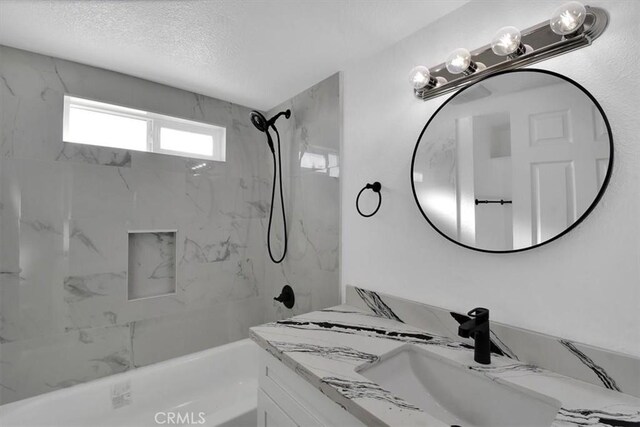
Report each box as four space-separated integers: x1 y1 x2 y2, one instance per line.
0 48 67 162
185 173 270 222
130 305 228 367
177 219 260 305
226 296 265 343
67 216 129 276
63 271 129 330
128 167 188 225
62 267 194 332
69 162 133 221
18 237 65 336
0 270 21 344
0 162 22 345
0 323 132 404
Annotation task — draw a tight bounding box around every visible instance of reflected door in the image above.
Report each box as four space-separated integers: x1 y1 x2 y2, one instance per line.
510 84 609 247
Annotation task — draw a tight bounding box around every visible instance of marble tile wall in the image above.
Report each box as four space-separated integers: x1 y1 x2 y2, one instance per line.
262 74 341 321
0 46 340 404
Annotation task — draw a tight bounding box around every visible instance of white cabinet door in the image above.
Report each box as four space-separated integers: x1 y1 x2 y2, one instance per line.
257 349 366 427
258 389 298 427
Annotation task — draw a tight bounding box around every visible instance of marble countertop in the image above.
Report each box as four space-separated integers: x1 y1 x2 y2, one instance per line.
250 305 640 427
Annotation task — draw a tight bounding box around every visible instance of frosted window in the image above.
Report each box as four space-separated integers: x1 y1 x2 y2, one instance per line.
63 95 226 161
160 128 215 157
67 106 148 151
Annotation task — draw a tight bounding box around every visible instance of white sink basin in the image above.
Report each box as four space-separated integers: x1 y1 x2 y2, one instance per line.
358 345 561 427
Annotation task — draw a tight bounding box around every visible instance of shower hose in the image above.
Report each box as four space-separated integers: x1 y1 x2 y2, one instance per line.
267 127 287 264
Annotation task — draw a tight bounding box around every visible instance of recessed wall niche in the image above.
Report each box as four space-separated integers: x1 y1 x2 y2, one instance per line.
127 231 177 300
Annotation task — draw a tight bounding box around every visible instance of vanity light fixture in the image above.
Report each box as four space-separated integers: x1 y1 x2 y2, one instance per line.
410 1 607 100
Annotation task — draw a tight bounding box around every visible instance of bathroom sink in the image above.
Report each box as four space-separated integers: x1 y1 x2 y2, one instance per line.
357 346 561 427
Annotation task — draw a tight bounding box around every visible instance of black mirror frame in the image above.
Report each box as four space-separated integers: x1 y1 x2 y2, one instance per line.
410 68 614 254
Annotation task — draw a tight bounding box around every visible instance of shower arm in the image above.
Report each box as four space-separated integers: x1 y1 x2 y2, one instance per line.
268 110 291 128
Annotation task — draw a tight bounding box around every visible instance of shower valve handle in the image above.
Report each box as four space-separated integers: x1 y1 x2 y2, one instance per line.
274 285 295 309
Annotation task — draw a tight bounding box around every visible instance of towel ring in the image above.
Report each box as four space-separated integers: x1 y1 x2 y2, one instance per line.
356 182 382 218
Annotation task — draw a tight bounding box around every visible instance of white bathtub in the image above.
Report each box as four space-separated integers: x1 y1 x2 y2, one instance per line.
0 339 259 427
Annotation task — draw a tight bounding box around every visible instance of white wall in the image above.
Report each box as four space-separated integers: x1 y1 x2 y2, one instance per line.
341 0 640 356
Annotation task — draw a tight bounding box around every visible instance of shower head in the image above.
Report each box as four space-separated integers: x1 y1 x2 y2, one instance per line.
250 109 291 154
250 111 274 153
250 111 269 132
250 109 291 132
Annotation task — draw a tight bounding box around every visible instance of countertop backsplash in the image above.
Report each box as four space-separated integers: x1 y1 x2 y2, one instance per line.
346 285 640 398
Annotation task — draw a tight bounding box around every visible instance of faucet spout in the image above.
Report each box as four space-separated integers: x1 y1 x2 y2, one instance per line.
457 307 491 365
457 318 476 338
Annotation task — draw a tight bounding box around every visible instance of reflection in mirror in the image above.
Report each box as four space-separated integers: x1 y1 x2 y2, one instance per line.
300 145 340 178
412 70 612 252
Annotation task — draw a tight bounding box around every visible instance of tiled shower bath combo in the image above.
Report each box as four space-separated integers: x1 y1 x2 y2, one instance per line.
0 46 340 405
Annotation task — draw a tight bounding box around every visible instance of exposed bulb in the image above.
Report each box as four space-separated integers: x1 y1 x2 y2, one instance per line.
409 66 432 89
446 48 472 74
445 48 484 75
434 76 448 87
491 26 522 56
550 1 587 36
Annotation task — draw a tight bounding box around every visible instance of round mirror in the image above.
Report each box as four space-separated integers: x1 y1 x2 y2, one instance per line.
411 69 613 253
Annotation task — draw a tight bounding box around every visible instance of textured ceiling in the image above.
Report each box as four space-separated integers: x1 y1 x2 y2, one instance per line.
0 0 467 110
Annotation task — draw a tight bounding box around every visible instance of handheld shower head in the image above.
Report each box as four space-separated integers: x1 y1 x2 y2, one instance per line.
250 109 291 154
250 111 274 152
250 111 269 132
250 110 291 132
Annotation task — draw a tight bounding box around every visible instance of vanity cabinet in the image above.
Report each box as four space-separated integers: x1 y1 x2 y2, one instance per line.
257 350 365 427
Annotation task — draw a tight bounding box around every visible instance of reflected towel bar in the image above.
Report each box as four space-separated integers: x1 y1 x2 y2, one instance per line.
475 199 512 205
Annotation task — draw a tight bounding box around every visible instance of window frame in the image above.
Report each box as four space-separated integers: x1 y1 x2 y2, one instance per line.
63 95 226 162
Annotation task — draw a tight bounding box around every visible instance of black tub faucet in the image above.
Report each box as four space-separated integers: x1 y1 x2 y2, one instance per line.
458 307 491 365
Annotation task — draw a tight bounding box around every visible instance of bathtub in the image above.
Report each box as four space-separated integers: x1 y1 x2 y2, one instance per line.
0 339 259 427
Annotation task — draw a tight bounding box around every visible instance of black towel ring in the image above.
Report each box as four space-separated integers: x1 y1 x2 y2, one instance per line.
356 182 382 218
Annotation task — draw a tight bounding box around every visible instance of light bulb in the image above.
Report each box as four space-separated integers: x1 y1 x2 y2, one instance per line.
408 66 447 93
445 48 484 75
409 66 432 89
550 1 587 36
446 48 472 74
435 76 447 87
491 26 522 56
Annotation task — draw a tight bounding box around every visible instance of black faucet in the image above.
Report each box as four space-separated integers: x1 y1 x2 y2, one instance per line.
458 307 491 365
